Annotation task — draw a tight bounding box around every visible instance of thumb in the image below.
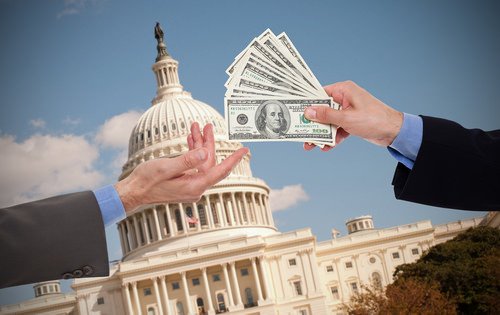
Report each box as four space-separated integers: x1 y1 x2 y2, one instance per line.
166 147 208 177
304 106 344 126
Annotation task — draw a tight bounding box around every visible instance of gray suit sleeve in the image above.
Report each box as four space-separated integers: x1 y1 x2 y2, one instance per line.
0 191 109 288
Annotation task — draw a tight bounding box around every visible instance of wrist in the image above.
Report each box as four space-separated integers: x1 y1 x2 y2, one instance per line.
385 109 404 146
114 180 140 213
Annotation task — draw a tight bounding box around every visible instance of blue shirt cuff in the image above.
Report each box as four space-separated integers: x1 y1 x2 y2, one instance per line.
93 185 126 226
387 113 423 169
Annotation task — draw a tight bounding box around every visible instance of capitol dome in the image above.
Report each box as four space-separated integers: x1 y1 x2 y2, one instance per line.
116 25 277 261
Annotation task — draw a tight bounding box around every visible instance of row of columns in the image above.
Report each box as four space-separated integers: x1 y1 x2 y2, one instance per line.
121 257 272 315
265 249 320 301
118 192 274 255
155 63 180 88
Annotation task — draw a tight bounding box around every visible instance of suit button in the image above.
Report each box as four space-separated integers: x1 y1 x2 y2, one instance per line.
83 265 94 276
72 269 83 278
62 272 73 280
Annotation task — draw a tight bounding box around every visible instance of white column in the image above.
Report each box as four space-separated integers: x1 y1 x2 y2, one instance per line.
193 202 202 231
222 264 235 307
225 198 235 226
141 211 151 244
132 281 142 315
166 204 174 237
299 250 313 296
181 272 194 315
204 195 215 229
125 220 135 249
230 193 241 225
118 224 127 254
251 258 263 303
153 207 163 240
379 249 391 284
260 194 274 226
260 194 270 225
217 194 226 227
277 256 289 298
251 193 261 225
133 215 142 246
263 195 275 226
229 262 243 307
160 276 172 315
259 256 273 301
152 277 164 315
333 258 346 301
306 249 321 294
201 268 215 313
179 203 188 234
242 193 250 224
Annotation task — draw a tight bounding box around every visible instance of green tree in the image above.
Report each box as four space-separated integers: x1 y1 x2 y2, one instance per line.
394 226 500 314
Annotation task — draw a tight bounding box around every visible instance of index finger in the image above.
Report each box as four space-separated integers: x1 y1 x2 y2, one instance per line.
203 147 248 186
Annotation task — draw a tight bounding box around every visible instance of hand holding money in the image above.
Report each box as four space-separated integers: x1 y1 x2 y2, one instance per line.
224 29 340 147
304 81 404 151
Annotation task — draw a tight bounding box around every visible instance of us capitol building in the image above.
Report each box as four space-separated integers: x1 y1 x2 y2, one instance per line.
1 24 495 315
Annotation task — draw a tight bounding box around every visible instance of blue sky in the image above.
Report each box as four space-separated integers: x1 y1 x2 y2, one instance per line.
1 0 499 305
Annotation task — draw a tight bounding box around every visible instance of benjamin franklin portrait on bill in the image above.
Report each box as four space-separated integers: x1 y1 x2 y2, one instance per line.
255 100 291 139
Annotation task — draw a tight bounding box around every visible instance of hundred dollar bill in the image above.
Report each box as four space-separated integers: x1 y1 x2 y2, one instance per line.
225 98 336 142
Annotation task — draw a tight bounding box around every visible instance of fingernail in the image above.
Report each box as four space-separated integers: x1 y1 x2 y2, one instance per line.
197 149 207 160
305 108 316 119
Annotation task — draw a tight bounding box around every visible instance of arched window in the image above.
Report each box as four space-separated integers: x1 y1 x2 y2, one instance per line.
198 204 207 226
196 297 204 307
176 301 184 315
217 293 226 312
147 307 155 315
245 288 254 306
175 209 183 231
372 272 382 289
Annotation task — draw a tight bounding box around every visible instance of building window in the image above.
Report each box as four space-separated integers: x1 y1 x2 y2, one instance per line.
289 258 297 266
172 282 180 290
245 288 254 306
298 310 308 315
345 261 353 269
49 285 54 293
42 287 47 294
37 288 41 296
330 286 339 300
293 281 303 296
196 297 205 308
198 204 207 226
217 293 226 312
326 265 334 272
192 278 200 286
412 248 419 255
392 252 400 259
212 274 221 282
240 268 249 276
186 206 195 228
372 272 382 289
369 257 376 264
163 125 167 133
147 307 155 315
350 282 359 294
97 297 105 305
144 288 152 296
174 209 183 231
211 203 219 224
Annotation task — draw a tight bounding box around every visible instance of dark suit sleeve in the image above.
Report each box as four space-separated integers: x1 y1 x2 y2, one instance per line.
0 191 109 288
392 116 500 211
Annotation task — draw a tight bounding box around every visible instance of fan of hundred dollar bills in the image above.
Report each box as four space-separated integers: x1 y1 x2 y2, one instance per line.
224 29 340 147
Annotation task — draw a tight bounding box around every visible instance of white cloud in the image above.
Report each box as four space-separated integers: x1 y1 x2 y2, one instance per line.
63 116 81 126
269 184 309 212
29 119 46 129
95 110 142 149
0 134 104 207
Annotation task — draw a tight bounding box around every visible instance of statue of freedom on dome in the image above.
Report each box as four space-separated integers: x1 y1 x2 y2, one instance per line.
154 22 164 43
154 22 169 61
